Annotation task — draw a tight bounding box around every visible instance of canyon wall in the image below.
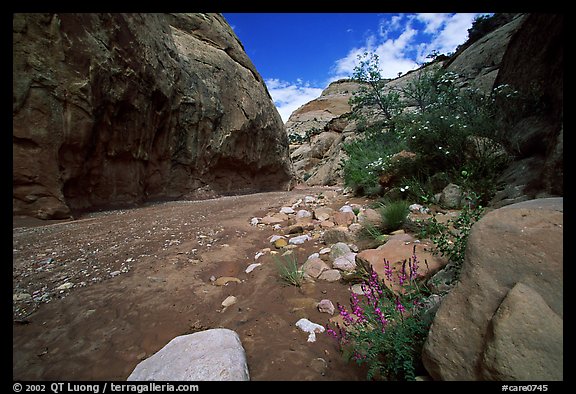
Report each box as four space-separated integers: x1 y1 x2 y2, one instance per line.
13 13 293 219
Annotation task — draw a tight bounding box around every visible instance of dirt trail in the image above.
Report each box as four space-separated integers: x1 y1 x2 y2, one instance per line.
13 186 369 381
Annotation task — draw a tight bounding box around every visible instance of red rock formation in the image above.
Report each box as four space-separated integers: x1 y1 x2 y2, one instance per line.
13 13 293 219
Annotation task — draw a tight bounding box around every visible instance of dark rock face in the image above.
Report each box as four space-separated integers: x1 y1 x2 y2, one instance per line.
490 14 563 205
13 13 293 219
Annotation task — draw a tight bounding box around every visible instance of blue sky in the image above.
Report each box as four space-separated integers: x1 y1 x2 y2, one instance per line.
223 13 490 122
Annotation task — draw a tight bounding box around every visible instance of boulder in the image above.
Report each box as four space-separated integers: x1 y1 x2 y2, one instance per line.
422 198 563 381
127 329 250 381
318 269 342 282
302 257 330 279
439 183 463 209
356 233 447 293
313 206 334 221
13 13 292 219
480 282 563 381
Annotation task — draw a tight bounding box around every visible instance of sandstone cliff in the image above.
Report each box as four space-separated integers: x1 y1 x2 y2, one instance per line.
13 13 293 219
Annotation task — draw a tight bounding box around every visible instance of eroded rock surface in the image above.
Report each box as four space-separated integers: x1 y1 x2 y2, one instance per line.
13 13 293 219
422 198 563 381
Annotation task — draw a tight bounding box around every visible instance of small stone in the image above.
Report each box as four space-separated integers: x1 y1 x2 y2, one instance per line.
296 209 312 219
250 217 260 226
314 207 334 221
329 242 352 260
285 224 304 234
318 269 342 282
269 235 284 243
221 296 237 308
302 258 330 279
13 292 32 302
390 229 405 235
350 284 366 295
56 282 74 291
110 270 121 277
333 211 356 226
261 214 285 225
317 299 335 315
310 357 328 375
295 318 325 342
332 254 357 272
289 234 310 245
304 196 316 204
339 205 354 213
308 252 320 261
274 238 288 248
280 207 295 214
322 227 352 244
245 263 261 273
214 277 242 286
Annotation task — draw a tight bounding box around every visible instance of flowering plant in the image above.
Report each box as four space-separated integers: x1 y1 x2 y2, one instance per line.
326 246 431 380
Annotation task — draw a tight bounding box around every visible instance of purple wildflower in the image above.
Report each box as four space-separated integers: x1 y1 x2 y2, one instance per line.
383 258 394 283
337 303 354 325
352 351 367 361
326 325 339 339
373 304 388 332
350 291 366 323
369 269 383 296
397 260 407 286
395 296 406 314
409 245 419 280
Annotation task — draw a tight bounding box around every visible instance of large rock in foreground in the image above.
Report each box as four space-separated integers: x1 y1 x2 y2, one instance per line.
13 13 292 219
422 198 563 380
127 329 250 381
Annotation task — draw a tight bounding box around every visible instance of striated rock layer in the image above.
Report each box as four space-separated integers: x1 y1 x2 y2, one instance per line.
13 13 293 219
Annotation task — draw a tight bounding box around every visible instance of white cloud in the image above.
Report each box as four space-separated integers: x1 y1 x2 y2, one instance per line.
330 13 489 80
415 13 486 62
331 25 420 80
265 78 324 123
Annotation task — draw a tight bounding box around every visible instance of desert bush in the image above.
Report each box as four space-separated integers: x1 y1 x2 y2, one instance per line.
343 53 516 203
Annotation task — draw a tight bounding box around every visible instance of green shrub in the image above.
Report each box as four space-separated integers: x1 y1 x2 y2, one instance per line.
426 204 484 272
380 200 409 232
341 128 406 195
342 53 516 203
274 254 304 287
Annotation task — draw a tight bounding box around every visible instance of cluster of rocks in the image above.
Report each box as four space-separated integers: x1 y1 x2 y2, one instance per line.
126 194 563 382
12 242 132 320
12 205 220 321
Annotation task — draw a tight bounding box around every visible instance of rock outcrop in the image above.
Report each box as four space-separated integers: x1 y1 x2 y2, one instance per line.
285 79 362 139
127 328 250 381
422 198 563 381
286 80 363 186
13 13 293 219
